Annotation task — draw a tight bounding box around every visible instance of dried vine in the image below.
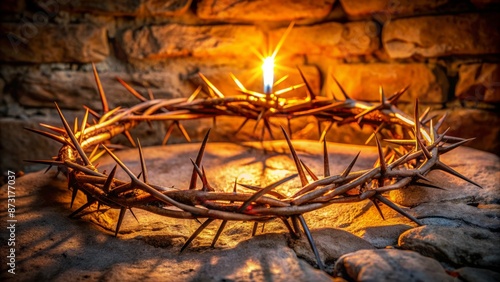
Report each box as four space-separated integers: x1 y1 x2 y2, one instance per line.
27 64 481 270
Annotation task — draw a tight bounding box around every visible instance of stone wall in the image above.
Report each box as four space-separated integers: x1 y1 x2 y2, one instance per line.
1 0 499 173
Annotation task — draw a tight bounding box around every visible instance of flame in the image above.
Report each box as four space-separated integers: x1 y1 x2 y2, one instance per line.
262 56 274 94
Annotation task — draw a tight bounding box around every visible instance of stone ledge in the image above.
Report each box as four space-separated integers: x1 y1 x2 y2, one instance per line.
270 21 379 58
196 0 335 22
326 63 448 103
382 13 500 58
339 0 452 18
0 23 109 63
456 63 500 103
119 24 266 61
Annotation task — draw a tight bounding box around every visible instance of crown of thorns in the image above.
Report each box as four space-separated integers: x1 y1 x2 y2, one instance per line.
26 63 481 270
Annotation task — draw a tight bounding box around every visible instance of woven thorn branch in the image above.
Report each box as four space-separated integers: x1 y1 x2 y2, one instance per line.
26 64 482 271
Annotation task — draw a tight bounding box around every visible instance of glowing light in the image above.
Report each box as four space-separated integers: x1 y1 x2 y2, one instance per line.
262 56 274 94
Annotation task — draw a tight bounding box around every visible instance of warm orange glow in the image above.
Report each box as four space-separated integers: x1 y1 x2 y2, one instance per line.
262 56 274 94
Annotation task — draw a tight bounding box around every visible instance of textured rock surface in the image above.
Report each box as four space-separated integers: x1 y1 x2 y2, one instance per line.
456 63 500 103
454 267 500 282
1 140 497 280
327 63 448 102
270 21 379 57
0 24 109 63
382 13 500 58
399 225 500 269
333 249 453 281
119 24 265 60
50 0 191 16
339 0 452 17
197 0 335 22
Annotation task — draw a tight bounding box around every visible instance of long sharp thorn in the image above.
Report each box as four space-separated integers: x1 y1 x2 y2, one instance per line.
180 218 215 253
412 180 446 190
297 67 315 101
371 199 385 220
176 121 191 143
211 220 228 248
341 151 360 177
298 215 325 271
251 222 258 237
24 159 64 166
103 165 117 193
162 122 176 145
281 126 308 186
439 138 475 154
374 194 422 225
116 77 147 102
24 127 70 146
189 129 211 190
83 105 101 119
69 199 96 218
331 75 351 100
92 62 109 113
129 208 139 223
263 119 274 140
115 207 127 237
137 139 148 184
70 185 79 208
375 135 387 174
73 117 78 134
55 103 91 166
39 123 66 134
236 118 249 134
199 72 224 98
300 160 318 181
417 137 432 159
201 166 214 192
323 138 330 177
419 107 431 123
435 112 448 131
79 109 89 143
365 123 385 145
434 161 482 188
413 99 421 147
123 130 136 147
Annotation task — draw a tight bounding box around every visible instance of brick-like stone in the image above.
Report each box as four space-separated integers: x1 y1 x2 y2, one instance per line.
43 0 191 16
0 24 109 63
189 65 320 99
269 21 379 57
340 0 451 18
119 24 265 60
14 71 192 110
197 0 335 22
383 13 500 58
433 108 500 155
326 63 448 103
456 63 500 103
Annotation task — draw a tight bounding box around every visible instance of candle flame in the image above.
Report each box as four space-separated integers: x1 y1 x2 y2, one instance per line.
262 56 274 94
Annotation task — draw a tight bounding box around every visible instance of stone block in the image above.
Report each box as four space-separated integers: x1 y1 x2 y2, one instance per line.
43 0 191 16
269 21 379 57
196 0 335 22
456 63 500 103
0 23 108 63
326 63 448 103
340 0 452 18
119 24 265 61
382 13 500 58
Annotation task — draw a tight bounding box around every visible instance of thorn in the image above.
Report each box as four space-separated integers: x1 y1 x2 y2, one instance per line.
238 174 297 212
115 207 127 237
176 121 192 143
300 160 318 181
251 222 258 237
375 134 387 174
298 215 325 271
341 151 360 177
297 67 316 101
434 161 482 188
416 136 432 159
24 127 70 146
162 122 176 145
371 199 385 220
103 165 117 193
323 138 330 177
92 62 109 113
69 199 96 218
124 131 137 147
137 139 148 184
180 218 215 253
189 129 211 190
374 194 422 225
331 75 351 100
211 220 228 248
79 109 89 143
281 126 308 186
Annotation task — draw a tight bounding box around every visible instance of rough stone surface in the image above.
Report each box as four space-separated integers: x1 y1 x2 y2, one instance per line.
14 70 189 109
119 24 265 60
0 0 25 13
340 0 452 18
327 63 448 102
390 144 500 206
1 140 498 280
454 267 500 282
456 63 500 103
333 249 453 281
435 108 500 155
289 228 374 270
411 202 500 231
0 24 109 63
270 21 379 58
382 13 500 58
196 0 335 22
47 0 191 16
399 225 500 269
